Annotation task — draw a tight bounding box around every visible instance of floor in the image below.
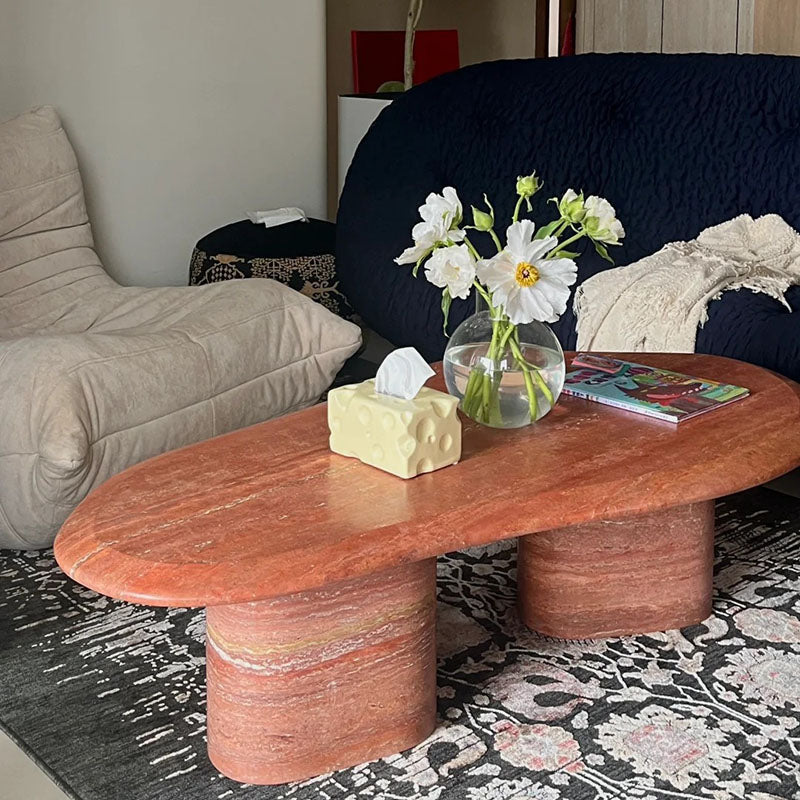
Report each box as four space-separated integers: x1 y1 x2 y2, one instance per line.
0 730 69 800
1 472 798 800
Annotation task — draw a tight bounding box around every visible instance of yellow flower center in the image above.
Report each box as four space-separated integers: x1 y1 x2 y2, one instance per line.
515 261 540 288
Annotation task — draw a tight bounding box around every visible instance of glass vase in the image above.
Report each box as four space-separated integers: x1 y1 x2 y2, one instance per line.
443 311 566 428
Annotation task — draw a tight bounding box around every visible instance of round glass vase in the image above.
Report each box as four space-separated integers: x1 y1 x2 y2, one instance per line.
443 311 566 429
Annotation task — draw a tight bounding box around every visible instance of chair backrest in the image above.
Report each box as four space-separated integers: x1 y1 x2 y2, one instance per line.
0 106 110 334
351 29 460 92
337 52 800 360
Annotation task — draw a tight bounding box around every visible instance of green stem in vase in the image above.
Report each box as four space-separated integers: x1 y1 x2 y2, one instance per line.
508 336 544 421
483 317 504 424
462 368 481 415
521 365 539 421
510 330 555 409
529 361 555 407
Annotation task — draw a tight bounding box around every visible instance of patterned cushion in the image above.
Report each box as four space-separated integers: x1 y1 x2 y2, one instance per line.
189 218 357 321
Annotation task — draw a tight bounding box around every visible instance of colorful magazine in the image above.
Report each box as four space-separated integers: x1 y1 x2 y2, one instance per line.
562 354 750 423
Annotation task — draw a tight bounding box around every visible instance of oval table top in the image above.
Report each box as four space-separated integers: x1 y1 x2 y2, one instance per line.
54 353 800 608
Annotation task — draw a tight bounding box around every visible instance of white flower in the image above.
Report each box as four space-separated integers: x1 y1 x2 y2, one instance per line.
476 220 577 324
395 187 465 265
424 244 476 299
420 186 463 229
584 195 625 244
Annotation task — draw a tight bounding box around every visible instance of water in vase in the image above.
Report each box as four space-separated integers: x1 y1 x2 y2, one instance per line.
444 342 565 428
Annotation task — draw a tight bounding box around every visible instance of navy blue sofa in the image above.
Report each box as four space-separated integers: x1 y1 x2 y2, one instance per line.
337 53 800 381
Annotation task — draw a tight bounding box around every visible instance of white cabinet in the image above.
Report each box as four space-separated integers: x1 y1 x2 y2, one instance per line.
337 96 393 199
577 0 800 55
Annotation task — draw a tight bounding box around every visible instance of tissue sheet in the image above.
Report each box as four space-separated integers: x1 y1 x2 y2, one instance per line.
246 207 308 228
374 347 435 400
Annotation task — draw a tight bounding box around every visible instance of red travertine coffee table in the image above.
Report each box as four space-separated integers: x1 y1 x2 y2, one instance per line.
54 353 800 785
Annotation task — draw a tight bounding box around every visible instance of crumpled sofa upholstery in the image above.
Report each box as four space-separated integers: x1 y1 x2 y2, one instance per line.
0 106 361 549
337 52 800 381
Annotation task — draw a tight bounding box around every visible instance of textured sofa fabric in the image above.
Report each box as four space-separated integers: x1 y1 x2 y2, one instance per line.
0 107 361 549
337 53 800 380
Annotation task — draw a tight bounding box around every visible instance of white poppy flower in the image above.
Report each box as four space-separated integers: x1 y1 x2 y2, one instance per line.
424 244 476 300
476 219 577 325
395 219 465 265
420 186 462 229
584 195 625 244
395 187 465 265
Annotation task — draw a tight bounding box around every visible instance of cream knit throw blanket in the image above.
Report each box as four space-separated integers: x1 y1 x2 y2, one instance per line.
574 214 800 352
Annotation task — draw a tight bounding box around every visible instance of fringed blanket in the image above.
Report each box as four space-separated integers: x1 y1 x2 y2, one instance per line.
574 214 800 352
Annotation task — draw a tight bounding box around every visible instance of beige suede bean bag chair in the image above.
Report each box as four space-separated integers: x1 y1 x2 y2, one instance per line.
0 107 361 549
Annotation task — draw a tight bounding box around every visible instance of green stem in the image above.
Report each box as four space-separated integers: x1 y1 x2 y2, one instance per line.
552 219 571 238
472 281 497 317
512 195 525 224
462 234 481 262
489 228 503 253
529 364 554 407
509 328 554 407
498 322 515 352
509 336 555 420
548 230 586 258
460 314 508 425
521 367 538 420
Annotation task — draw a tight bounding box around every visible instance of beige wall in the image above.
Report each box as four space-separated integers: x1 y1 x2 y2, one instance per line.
0 0 326 287
326 0 537 215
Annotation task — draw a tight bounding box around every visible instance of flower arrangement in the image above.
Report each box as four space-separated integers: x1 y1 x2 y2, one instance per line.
395 174 625 426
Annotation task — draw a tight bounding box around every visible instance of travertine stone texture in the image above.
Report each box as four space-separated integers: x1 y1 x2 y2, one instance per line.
206 559 437 785
328 380 461 479
54 353 800 608
53 353 800 786
517 501 715 639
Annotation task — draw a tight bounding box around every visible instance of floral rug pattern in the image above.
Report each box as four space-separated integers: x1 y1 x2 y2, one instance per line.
0 488 799 800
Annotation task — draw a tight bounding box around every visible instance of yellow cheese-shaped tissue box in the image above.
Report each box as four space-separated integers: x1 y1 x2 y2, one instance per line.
328 380 461 479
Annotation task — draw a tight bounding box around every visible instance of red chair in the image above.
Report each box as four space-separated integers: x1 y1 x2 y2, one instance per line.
351 30 460 93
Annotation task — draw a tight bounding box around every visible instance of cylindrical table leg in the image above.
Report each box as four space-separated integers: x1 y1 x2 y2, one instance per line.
205 559 437 785
517 501 715 639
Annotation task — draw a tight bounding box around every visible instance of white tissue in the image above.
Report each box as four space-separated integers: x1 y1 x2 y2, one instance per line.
246 207 308 228
374 347 435 401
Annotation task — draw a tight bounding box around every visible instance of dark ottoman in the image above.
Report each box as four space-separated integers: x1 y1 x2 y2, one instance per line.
189 218 357 321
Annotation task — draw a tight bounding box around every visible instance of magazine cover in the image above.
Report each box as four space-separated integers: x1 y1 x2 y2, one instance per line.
563 354 750 422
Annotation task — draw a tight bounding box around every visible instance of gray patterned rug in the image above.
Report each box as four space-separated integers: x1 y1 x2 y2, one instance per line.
1 488 800 800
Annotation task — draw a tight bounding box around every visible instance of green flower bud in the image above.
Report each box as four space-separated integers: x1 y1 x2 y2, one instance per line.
557 189 586 224
471 205 494 232
516 173 542 199
583 215 601 236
